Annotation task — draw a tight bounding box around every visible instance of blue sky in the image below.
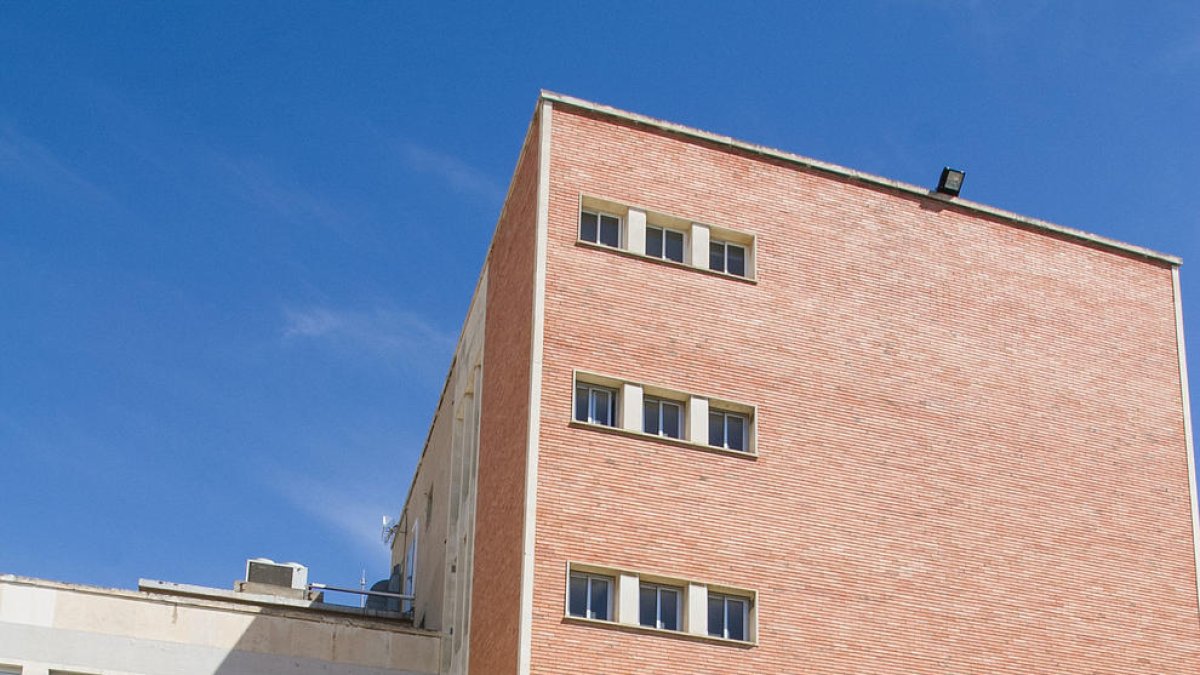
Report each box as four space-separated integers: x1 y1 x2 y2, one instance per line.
2 2 1198 593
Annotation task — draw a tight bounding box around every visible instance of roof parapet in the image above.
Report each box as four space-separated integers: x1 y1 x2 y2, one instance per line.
540 90 1180 267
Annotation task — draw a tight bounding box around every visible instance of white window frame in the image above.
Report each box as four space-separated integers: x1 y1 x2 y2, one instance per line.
578 195 756 280
575 382 618 427
639 582 683 631
707 592 751 641
567 561 756 644
579 209 622 249
643 397 684 439
709 409 749 452
568 571 614 621
645 224 687 263
709 239 748 277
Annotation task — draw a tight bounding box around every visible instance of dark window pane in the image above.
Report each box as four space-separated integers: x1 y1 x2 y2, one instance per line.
575 386 588 422
710 242 725 272
599 215 620 247
569 575 587 617
639 586 656 627
727 415 746 451
728 244 746 276
665 230 684 262
660 589 679 630
709 412 725 448
646 227 663 258
593 390 612 426
727 598 746 640
644 400 659 435
662 403 681 439
708 596 725 637
580 212 598 242
590 578 610 621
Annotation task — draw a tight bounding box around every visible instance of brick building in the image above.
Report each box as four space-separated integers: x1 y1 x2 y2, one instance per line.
391 92 1200 674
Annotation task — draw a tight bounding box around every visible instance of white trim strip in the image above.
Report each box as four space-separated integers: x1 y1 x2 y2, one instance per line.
517 99 553 674
1172 267 1200 623
541 90 1180 267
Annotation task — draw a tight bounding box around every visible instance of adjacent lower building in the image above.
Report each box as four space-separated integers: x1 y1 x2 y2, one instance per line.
390 92 1200 673
0 573 439 675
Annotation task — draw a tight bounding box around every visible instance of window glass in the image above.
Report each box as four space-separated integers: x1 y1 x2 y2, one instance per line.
646 226 664 258
727 244 746 277
709 242 725 273
575 385 589 422
726 414 746 451
639 585 656 627
660 588 679 630
580 211 598 242
589 577 610 621
661 403 681 439
570 573 611 620
645 399 683 439
577 384 616 426
727 597 746 641
643 400 660 436
664 230 685 263
639 585 680 630
709 411 725 448
569 575 588 617
592 389 613 426
709 410 748 451
708 595 725 637
599 214 620 248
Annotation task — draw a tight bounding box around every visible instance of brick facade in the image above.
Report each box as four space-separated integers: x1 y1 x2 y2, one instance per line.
469 112 542 675
527 103 1200 673
401 94 1200 674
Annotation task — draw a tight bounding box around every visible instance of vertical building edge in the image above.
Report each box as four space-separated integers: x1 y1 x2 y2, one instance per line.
1173 266 1200 623
517 98 553 674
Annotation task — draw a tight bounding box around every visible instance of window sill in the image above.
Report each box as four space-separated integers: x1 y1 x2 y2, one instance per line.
563 615 757 647
575 239 758 284
568 420 758 460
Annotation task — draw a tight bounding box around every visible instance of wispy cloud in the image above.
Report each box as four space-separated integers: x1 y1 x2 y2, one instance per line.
397 141 503 202
214 154 351 226
269 472 391 562
283 305 455 369
0 124 115 206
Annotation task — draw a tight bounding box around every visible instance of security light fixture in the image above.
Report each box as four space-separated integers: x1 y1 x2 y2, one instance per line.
937 167 965 197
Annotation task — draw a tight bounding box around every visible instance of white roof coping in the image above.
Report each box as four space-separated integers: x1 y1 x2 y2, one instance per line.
540 91 1181 267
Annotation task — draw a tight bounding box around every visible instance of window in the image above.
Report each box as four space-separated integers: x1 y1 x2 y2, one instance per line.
643 397 683 439
402 524 418 613
639 583 682 631
709 240 746 277
575 383 617 427
708 593 749 641
646 225 685 263
580 210 620 248
569 572 612 621
709 410 748 452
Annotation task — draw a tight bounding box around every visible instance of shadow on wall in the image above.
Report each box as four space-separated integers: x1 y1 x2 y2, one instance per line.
210 606 440 675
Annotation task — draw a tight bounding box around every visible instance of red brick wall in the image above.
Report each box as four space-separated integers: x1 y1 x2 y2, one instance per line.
528 104 1200 673
470 111 541 675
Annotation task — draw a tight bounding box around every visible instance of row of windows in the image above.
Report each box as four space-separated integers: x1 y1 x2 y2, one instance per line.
578 197 754 279
574 376 753 453
567 567 753 642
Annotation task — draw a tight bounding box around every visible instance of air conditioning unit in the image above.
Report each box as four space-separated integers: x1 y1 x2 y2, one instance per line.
245 558 308 591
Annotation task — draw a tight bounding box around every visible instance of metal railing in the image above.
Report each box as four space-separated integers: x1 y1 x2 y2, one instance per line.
308 582 413 602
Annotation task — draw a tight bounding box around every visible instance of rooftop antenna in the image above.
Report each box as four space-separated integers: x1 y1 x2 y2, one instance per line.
359 568 366 608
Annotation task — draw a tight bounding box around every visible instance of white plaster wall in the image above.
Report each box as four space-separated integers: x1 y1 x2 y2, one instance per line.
0 577 440 675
